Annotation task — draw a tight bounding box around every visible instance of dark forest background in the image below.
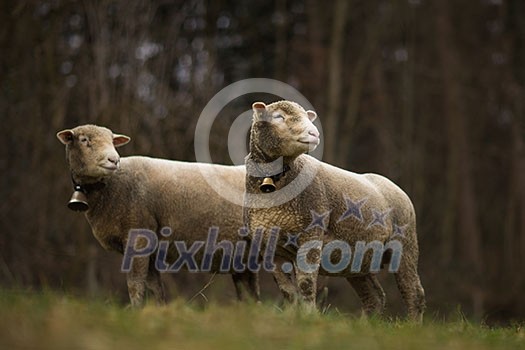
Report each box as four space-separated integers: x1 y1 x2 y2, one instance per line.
1 0 524 323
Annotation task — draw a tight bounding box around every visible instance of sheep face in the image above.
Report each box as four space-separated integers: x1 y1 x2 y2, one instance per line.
56 125 130 182
251 101 320 159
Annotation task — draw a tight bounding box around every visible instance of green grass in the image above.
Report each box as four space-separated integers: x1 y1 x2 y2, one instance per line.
0 290 523 350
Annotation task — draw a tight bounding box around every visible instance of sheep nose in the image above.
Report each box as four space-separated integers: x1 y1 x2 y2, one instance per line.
108 155 120 165
309 129 320 138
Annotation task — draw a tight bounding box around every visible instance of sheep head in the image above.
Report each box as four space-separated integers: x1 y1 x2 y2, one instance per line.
56 124 130 184
250 100 320 160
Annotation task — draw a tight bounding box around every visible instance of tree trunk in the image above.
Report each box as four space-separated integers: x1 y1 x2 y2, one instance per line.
435 0 484 318
274 0 288 81
336 9 386 167
306 0 327 112
324 0 349 165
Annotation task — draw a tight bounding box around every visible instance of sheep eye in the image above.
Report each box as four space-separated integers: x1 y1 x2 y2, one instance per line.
273 113 284 120
79 136 89 144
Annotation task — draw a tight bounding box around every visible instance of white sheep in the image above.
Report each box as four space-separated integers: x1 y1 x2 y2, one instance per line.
57 124 259 307
244 101 425 321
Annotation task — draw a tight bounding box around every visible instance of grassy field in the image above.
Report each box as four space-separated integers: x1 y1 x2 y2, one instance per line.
0 290 523 350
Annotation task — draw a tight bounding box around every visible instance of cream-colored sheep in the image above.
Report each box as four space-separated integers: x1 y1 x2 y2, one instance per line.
244 101 425 321
57 124 259 307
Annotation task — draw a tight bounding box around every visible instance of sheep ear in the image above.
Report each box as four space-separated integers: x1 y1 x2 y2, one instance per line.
113 134 131 147
252 102 267 120
306 110 317 122
57 129 74 145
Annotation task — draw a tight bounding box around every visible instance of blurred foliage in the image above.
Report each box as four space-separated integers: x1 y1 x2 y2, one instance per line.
0 0 524 322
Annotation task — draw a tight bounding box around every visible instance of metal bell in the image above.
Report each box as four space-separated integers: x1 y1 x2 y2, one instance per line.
68 190 89 212
260 177 276 193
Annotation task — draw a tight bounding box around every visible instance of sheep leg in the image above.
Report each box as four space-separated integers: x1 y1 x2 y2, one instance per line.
295 270 319 312
126 255 149 308
292 230 324 312
232 271 260 302
369 274 386 312
347 274 386 316
394 245 425 322
294 247 321 311
146 257 166 305
124 231 156 308
272 256 299 305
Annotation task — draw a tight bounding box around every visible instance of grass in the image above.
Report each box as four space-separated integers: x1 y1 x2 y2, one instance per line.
0 289 523 350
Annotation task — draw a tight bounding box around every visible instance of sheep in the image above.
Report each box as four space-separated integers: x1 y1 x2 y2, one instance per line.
57 124 259 307
243 101 425 321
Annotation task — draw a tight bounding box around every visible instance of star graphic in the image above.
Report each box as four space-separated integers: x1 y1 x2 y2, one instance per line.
305 209 330 231
367 208 391 229
284 232 301 248
392 223 408 238
337 196 367 223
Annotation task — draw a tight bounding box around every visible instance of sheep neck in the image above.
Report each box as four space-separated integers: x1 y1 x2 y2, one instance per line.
247 140 296 173
70 173 106 194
